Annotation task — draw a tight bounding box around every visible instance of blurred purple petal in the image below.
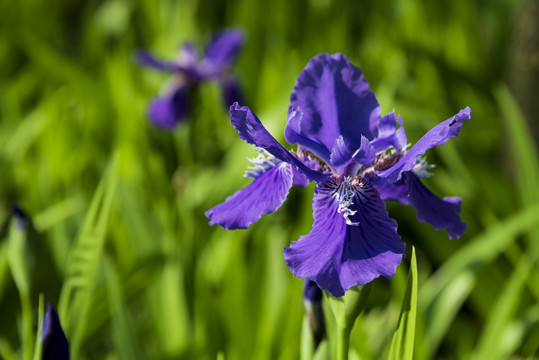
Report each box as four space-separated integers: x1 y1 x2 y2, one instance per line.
229 103 329 183
404 172 466 239
42 303 69 360
374 107 471 184
285 53 380 163
135 50 188 73
284 179 405 297
206 162 294 229
148 85 190 130
203 28 244 70
179 42 198 66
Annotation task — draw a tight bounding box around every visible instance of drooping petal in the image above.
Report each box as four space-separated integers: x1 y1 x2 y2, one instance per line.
404 172 466 239
206 162 294 230
147 85 191 130
135 50 188 73
219 76 244 108
230 103 329 183
285 53 380 163
375 179 409 205
373 107 471 184
370 111 407 152
284 178 405 297
203 28 244 71
42 303 69 360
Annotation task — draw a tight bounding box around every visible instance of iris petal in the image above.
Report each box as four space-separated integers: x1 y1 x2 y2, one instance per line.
284 179 405 297
375 180 410 205
373 107 471 184
404 172 466 239
206 162 294 229
285 53 380 163
230 103 329 183
370 112 407 152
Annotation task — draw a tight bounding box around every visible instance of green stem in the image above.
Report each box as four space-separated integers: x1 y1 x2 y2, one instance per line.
336 323 352 360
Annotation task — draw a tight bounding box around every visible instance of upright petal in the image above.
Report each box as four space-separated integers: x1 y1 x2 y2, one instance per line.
135 50 188 73
206 162 294 229
230 103 329 183
42 303 69 360
203 28 244 70
351 136 377 166
329 135 375 173
147 85 191 130
404 172 466 239
285 53 380 163
373 107 471 184
284 178 405 297
370 112 408 152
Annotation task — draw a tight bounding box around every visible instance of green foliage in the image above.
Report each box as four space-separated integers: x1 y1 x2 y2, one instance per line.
0 0 538 359
388 247 418 360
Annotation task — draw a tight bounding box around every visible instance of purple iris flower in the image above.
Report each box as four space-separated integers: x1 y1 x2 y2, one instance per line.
136 28 245 130
206 53 470 297
42 303 69 360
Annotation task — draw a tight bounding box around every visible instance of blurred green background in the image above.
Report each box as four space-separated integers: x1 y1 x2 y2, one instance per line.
1 0 538 359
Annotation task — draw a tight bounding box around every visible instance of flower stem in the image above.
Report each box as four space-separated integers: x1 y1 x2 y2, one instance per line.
326 283 372 360
336 322 352 360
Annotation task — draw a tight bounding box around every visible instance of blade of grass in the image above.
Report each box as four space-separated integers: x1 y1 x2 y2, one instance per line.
31 294 45 360
103 255 141 360
388 247 418 360
7 219 33 360
470 258 531 360
421 202 539 309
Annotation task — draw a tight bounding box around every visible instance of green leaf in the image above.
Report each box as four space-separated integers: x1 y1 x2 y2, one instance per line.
32 294 45 360
388 247 418 360
57 154 119 358
470 259 531 360
7 219 33 360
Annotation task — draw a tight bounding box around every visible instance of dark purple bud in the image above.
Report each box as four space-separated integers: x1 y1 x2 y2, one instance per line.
220 77 244 108
303 280 325 348
42 303 69 360
11 204 28 230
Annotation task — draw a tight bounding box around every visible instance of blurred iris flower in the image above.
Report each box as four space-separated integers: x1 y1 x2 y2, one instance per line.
136 28 244 130
41 303 69 360
206 53 470 297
